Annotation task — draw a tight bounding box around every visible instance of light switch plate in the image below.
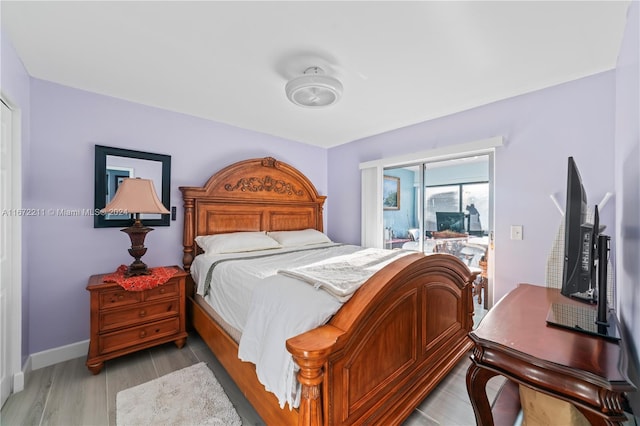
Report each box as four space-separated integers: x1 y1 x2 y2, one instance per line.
511 225 523 240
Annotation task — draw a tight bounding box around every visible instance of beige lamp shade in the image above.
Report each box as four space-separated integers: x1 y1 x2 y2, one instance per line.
102 178 169 214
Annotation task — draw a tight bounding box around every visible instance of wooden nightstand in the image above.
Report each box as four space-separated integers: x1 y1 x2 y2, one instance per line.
85 266 188 374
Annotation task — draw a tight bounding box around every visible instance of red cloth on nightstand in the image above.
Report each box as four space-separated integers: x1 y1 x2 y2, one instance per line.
103 265 178 291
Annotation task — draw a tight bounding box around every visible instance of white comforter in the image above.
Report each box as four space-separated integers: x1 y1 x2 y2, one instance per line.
239 273 342 409
191 243 409 409
191 243 360 331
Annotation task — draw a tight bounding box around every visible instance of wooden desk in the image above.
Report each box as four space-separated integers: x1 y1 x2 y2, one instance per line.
466 284 636 425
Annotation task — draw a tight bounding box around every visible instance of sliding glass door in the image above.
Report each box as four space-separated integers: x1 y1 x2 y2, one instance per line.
361 138 500 308
383 154 492 257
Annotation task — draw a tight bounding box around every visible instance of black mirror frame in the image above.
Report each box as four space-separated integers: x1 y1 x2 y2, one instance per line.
94 145 171 228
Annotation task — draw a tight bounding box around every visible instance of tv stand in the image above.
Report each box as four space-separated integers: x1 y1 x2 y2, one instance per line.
570 288 597 303
467 284 636 425
546 302 621 341
555 234 614 338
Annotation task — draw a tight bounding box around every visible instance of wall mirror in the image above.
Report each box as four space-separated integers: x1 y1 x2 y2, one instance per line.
94 145 171 228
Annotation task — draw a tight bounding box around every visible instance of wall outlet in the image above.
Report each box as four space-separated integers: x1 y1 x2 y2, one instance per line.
510 225 523 240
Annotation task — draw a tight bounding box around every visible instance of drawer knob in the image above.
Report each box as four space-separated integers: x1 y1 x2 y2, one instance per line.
159 288 166 294
139 310 146 317
117 294 124 300
139 330 147 338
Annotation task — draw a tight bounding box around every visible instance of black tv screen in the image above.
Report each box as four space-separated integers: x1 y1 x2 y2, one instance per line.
436 212 466 233
562 157 595 300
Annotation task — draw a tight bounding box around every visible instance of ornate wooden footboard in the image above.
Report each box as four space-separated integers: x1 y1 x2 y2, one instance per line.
180 157 475 426
289 252 474 425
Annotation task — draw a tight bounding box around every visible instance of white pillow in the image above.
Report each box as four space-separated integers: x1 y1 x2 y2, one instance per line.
195 231 281 254
267 229 332 247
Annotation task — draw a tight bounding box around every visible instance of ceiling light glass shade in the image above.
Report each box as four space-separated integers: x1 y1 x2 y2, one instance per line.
285 67 343 108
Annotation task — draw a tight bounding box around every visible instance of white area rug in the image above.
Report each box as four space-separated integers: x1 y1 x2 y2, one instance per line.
116 362 242 426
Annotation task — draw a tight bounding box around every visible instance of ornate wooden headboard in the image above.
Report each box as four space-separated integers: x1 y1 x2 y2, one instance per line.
179 157 326 271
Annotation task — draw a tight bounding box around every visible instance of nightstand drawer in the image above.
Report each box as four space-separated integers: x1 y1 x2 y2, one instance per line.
99 317 180 354
144 281 179 301
99 289 141 309
100 298 180 332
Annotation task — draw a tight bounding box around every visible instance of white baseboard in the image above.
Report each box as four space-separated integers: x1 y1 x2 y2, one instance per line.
12 371 24 393
11 340 88 395
29 339 89 371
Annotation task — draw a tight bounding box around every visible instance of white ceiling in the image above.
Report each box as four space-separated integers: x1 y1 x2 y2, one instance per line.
1 1 630 148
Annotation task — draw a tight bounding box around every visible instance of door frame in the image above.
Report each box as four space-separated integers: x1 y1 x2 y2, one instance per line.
1 94 24 405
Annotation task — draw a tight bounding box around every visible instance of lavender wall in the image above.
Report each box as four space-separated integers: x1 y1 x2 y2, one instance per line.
1 29 32 364
614 0 639 411
25 79 327 354
327 71 616 306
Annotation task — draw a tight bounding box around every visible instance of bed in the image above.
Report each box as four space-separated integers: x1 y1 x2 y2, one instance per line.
180 157 476 426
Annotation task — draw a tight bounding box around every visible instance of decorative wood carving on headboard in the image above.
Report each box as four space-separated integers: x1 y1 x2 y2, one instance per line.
222 157 305 196
224 175 305 196
179 157 326 271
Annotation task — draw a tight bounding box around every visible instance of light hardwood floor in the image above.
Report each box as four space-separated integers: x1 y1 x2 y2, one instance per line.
2 301 499 426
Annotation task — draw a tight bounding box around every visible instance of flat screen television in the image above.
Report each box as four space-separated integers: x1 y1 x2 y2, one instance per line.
547 156 619 341
561 156 596 301
435 212 466 233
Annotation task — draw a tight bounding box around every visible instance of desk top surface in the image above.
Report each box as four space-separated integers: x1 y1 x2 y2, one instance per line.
471 284 633 386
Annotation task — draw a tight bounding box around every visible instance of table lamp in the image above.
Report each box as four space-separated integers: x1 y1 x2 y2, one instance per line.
101 178 170 277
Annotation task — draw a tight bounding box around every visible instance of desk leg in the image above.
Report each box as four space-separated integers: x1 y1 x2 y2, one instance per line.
466 361 500 426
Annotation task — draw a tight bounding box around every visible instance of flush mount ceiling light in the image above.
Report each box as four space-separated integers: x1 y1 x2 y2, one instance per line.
285 67 343 108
